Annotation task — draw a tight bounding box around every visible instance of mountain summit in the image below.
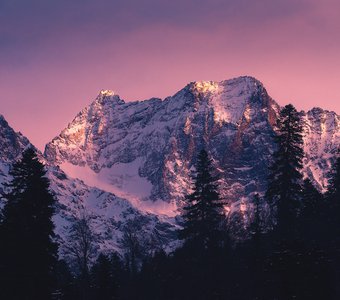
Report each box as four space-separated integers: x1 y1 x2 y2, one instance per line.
0 75 338 254
44 76 339 218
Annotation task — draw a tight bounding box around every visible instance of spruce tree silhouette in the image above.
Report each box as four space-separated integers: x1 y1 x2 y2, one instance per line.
0 148 57 300
180 149 225 250
266 104 304 238
264 105 335 299
264 104 305 299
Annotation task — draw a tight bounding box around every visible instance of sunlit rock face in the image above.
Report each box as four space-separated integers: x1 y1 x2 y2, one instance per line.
44 76 339 221
302 108 340 191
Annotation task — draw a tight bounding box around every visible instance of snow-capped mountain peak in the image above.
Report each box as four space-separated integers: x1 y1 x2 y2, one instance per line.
0 75 339 256
44 76 338 221
99 89 115 96
95 89 124 105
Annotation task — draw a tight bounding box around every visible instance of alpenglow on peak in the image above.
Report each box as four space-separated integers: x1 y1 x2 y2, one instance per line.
100 89 115 96
44 75 338 212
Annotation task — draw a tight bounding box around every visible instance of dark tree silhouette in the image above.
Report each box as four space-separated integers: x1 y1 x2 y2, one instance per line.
265 104 304 237
64 212 96 277
91 254 115 300
263 105 336 299
180 149 226 249
0 148 57 299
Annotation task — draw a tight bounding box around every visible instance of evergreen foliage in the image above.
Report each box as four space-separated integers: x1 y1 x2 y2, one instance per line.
0 148 57 299
0 119 338 299
262 105 335 300
180 149 225 249
91 254 115 300
51 123 338 300
265 104 304 236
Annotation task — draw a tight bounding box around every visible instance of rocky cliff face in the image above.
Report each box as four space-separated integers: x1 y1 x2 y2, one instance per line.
0 114 31 165
0 114 32 194
302 108 339 191
44 76 339 217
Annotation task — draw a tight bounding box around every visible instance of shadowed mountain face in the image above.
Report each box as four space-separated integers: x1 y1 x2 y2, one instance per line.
0 114 31 162
44 76 339 215
0 114 32 195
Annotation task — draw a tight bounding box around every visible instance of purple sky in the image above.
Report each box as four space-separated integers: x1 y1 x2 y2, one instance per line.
1 0 339 150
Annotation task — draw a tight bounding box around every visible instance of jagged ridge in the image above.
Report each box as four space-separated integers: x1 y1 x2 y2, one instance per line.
44 76 339 218
0 75 338 255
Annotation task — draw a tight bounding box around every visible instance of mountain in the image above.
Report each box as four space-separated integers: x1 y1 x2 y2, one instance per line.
0 115 178 258
45 76 339 218
0 76 339 256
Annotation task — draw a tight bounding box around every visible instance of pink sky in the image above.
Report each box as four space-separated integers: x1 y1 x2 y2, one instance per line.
0 0 339 150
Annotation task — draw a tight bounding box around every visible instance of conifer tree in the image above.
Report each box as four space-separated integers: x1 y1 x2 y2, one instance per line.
264 105 319 299
265 104 304 236
180 149 225 249
0 148 57 299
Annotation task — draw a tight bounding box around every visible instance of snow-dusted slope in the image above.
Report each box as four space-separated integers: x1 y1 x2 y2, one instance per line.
45 76 339 218
302 108 339 191
48 166 178 256
0 115 178 256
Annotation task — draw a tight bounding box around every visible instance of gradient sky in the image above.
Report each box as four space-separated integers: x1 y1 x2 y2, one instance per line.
1 0 339 150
